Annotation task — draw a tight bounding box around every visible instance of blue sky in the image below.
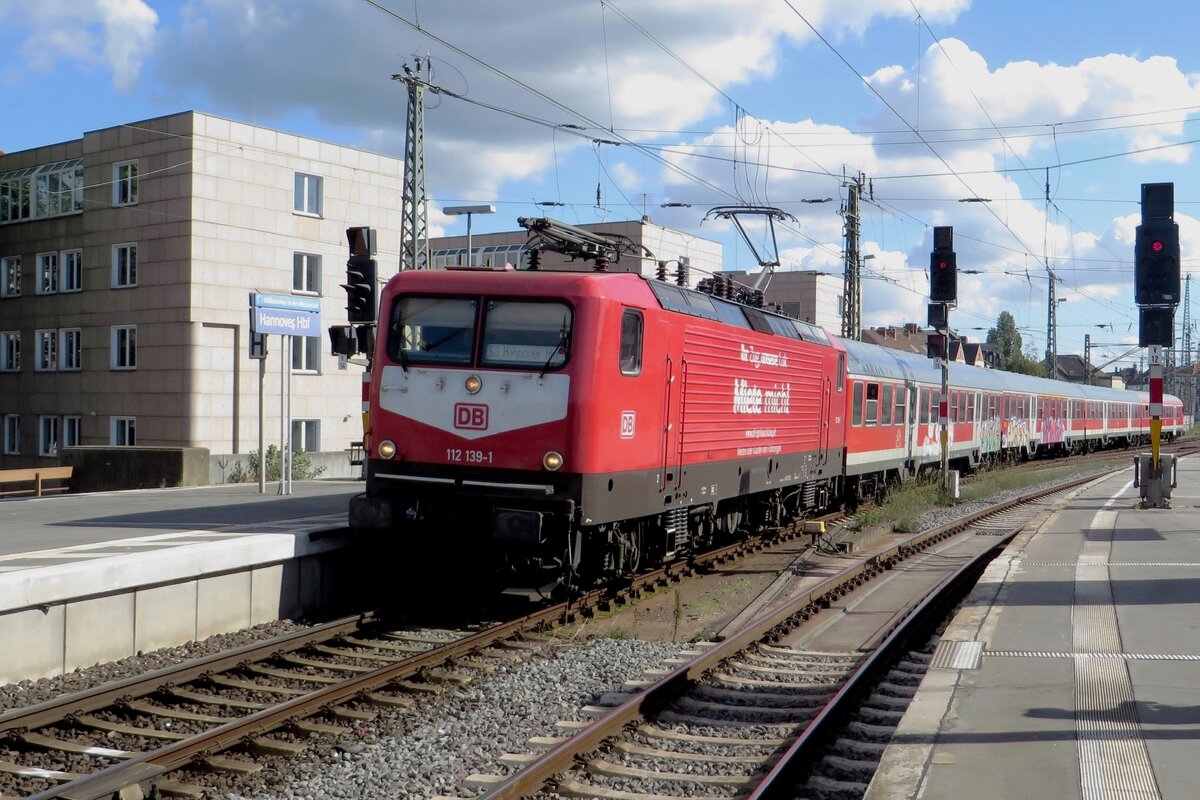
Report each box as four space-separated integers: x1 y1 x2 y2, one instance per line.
4 0 1200 370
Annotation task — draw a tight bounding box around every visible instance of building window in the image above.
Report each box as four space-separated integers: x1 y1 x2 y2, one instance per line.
293 252 321 294
0 171 31 224
39 415 59 457
35 329 56 371
63 416 81 448
112 325 136 369
111 417 136 446
113 243 137 287
61 249 82 292
0 332 18 372
0 256 19 297
0 159 83 224
291 419 320 453
293 172 322 216
113 161 138 206
291 335 320 372
2 415 18 455
60 328 81 371
36 252 58 294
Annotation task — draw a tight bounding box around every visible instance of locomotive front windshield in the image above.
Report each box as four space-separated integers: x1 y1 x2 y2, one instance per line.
389 295 572 369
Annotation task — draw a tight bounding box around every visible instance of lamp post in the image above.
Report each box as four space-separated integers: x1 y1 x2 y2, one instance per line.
443 204 496 266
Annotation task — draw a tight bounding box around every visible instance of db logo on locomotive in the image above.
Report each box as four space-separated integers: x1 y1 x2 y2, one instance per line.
454 403 489 430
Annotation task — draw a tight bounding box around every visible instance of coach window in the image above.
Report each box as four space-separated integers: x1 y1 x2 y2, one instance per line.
881 385 893 425
865 383 879 426
852 382 864 426
919 387 930 424
894 385 906 424
619 309 643 376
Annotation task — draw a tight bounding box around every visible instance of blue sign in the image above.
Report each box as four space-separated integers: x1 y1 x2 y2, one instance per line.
253 293 321 312
250 293 322 337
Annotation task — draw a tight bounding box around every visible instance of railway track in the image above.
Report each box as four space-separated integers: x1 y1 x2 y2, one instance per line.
0 513 827 800
459 472 1102 799
0 455 1154 799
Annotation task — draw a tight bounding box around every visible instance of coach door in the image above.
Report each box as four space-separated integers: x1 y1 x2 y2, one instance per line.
904 383 919 469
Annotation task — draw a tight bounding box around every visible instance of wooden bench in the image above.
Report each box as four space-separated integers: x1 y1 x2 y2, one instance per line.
0 466 74 497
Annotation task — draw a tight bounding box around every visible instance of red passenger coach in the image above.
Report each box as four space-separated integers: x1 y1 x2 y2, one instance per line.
352 266 846 594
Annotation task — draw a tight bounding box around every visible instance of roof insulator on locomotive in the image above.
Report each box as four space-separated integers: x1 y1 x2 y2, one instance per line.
754 290 765 308
676 256 689 287
724 277 736 301
656 260 669 281
697 277 714 295
593 254 609 272
528 249 541 270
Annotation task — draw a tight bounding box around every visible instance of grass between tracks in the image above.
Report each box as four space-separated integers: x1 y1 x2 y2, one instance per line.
849 460 1108 535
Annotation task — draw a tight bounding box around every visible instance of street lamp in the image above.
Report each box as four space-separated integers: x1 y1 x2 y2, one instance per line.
443 204 496 266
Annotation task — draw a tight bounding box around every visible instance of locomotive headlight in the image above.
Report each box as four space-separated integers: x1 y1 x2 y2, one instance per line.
465 375 482 394
542 451 564 471
377 440 397 459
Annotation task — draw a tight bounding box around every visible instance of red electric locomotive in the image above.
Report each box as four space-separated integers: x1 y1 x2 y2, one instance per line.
351 265 846 594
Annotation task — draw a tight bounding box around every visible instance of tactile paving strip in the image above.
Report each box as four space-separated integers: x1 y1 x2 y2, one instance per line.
929 640 984 670
1072 488 1159 800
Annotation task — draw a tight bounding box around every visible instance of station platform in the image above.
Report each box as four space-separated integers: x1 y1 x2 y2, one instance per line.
867 456 1200 800
0 481 362 684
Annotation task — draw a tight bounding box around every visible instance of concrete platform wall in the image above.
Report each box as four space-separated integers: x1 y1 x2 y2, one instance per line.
0 542 363 685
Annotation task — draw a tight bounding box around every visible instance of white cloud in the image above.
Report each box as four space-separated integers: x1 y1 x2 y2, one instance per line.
142 0 973 198
868 39 1200 165
0 0 158 91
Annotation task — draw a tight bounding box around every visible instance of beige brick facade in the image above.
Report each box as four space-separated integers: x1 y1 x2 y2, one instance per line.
0 111 403 472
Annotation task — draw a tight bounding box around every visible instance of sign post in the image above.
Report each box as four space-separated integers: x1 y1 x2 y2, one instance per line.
250 293 323 496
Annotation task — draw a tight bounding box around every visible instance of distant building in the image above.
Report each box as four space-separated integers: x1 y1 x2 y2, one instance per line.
0 111 404 476
861 324 998 368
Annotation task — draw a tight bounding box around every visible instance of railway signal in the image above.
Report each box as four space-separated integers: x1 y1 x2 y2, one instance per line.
1134 184 1180 311
1132 182 1179 507
343 226 378 324
929 226 957 303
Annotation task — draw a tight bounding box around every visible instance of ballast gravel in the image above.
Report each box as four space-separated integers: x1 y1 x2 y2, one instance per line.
221 637 691 800
0 619 310 714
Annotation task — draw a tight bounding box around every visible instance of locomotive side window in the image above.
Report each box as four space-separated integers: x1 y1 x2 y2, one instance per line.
390 296 478 365
619 309 643 376
837 354 845 391
742 307 775 335
852 382 863 426
481 300 573 369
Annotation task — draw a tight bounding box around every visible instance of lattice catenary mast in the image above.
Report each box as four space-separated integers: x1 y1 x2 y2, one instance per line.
392 59 431 271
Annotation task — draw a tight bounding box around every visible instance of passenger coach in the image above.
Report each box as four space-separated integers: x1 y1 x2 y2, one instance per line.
839 337 1185 499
